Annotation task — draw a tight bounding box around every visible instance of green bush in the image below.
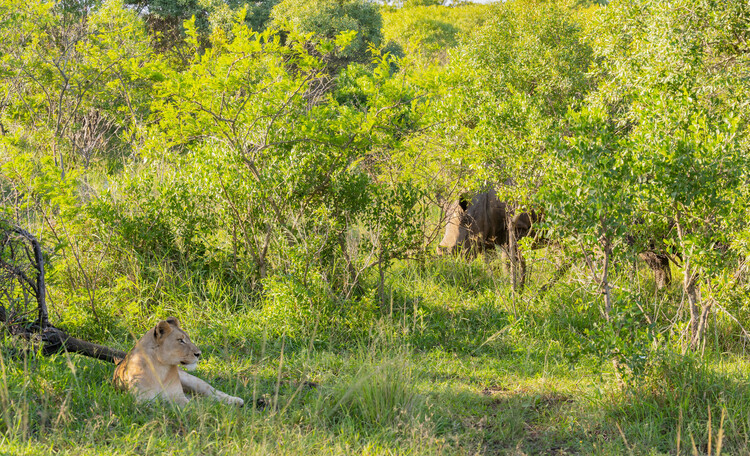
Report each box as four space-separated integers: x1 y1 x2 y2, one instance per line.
270 0 382 63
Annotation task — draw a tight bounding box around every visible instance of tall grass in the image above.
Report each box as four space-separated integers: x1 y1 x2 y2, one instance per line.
1 254 749 454
322 353 423 431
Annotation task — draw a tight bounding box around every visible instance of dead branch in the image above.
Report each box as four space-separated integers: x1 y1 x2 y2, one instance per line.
0 219 125 365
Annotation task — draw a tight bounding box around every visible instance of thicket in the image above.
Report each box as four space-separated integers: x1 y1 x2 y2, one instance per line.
1 0 750 452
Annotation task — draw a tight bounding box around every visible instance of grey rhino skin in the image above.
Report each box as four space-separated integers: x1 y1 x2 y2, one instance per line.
437 189 540 256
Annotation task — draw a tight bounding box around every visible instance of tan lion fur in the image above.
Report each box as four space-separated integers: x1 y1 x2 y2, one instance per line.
113 317 244 407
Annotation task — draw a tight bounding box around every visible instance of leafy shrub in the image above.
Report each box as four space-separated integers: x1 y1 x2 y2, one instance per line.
258 274 380 345
270 0 382 63
258 275 332 341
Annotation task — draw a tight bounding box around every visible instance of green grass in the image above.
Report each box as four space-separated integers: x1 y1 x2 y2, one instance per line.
1 254 749 455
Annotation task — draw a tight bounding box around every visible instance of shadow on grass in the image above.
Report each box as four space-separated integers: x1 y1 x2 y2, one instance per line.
603 352 750 454
420 351 750 455
423 376 595 455
423 350 750 454
382 257 600 360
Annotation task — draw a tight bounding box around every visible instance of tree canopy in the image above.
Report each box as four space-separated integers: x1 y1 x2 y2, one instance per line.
3 4 750 452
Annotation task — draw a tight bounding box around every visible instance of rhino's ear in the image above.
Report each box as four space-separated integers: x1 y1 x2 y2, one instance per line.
154 320 173 340
166 316 180 328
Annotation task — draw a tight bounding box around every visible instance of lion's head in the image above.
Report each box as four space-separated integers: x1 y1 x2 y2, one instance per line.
151 317 201 371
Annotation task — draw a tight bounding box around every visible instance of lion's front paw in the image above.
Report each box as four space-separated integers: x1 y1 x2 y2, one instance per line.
224 395 244 407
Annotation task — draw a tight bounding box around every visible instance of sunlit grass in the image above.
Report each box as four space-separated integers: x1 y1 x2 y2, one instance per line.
1 255 749 454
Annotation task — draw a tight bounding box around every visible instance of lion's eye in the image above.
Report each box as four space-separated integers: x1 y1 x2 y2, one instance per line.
179 339 186 344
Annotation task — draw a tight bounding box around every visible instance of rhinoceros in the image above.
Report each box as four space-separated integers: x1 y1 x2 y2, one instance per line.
438 191 679 291
437 189 540 256
437 189 543 291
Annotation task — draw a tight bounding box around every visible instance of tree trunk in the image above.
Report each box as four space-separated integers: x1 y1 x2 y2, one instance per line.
684 264 705 350
338 231 360 296
675 216 704 350
2 226 50 329
37 326 126 363
693 298 713 352
599 233 613 320
0 323 127 364
377 248 387 306
506 206 524 293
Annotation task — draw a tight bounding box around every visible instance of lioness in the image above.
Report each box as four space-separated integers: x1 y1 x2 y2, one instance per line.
113 317 244 407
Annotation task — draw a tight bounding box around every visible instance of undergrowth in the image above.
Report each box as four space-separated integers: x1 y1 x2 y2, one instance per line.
1 255 749 455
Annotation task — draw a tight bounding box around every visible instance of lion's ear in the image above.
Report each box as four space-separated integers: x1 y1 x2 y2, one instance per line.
166 316 180 328
154 320 173 340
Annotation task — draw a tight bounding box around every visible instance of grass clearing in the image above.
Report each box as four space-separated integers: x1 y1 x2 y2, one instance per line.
1 255 749 455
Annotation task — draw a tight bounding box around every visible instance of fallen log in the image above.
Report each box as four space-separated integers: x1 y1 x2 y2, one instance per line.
1 219 125 365
36 326 126 363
